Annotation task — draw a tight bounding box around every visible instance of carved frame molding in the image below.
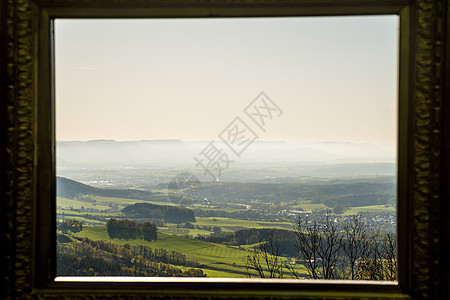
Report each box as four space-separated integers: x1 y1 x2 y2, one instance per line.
0 0 448 299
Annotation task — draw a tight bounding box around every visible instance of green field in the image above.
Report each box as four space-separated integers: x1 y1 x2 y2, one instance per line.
74 226 251 277
293 200 328 211
57 195 174 211
158 227 214 237
58 210 122 217
73 226 307 278
346 204 396 215
57 179 395 279
293 200 395 216
195 217 294 232
57 197 111 211
191 203 247 212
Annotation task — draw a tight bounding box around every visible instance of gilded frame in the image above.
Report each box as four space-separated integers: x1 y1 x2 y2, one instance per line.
0 0 448 299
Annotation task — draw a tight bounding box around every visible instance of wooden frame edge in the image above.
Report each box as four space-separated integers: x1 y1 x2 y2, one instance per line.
0 0 448 299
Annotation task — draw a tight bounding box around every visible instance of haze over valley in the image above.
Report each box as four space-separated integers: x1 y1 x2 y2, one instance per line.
57 139 395 187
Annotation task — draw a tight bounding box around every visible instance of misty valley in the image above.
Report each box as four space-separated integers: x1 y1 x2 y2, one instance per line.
57 140 397 280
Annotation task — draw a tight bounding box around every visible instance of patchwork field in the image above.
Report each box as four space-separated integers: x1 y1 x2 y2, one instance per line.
57 195 173 209
57 176 396 279
293 200 395 215
195 217 294 232
346 204 396 215
74 226 307 278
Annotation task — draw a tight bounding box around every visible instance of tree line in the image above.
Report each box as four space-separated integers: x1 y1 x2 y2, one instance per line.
57 219 82 234
122 202 196 224
244 212 397 281
197 227 293 244
177 222 222 233
106 218 157 242
294 213 396 280
57 236 205 277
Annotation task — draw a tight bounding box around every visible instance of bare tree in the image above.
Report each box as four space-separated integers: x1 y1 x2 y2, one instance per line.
295 211 342 279
354 227 383 280
340 214 371 279
354 229 397 281
379 231 397 281
284 262 302 279
295 212 397 281
317 212 342 279
244 235 284 278
294 215 322 279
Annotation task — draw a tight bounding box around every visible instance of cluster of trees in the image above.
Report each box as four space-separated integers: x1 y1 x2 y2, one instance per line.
196 228 295 251
122 203 196 224
196 232 234 244
148 218 166 227
177 222 196 229
233 228 293 246
57 237 205 277
128 244 200 267
177 222 221 233
294 213 396 280
244 213 397 280
76 194 97 203
78 237 199 267
57 219 82 233
106 218 157 242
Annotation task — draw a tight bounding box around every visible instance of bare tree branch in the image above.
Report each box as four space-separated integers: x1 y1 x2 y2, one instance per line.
244 235 285 278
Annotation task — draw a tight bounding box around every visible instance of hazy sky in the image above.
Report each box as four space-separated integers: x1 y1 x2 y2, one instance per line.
55 16 398 146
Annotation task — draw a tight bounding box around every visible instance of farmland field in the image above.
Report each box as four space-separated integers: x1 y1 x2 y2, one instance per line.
74 226 307 278
195 217 294 232
57 175 396 278
345 204 396 215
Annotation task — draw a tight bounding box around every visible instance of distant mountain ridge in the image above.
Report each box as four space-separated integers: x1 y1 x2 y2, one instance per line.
57 176 155 200
57 139 198 168
57 139 395 169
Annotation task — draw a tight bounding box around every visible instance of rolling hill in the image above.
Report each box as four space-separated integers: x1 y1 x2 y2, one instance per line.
57 176 157 200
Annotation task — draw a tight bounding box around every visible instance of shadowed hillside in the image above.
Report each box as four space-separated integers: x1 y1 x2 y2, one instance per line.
57 176 156 200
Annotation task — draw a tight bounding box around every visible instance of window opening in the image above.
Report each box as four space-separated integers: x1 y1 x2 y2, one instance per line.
55 16 399 280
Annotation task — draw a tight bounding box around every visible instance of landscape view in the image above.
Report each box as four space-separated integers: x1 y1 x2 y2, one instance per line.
56 140 397 279
55 16 398 280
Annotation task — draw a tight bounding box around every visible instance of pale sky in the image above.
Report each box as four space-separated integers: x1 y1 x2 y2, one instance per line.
55 16 398 147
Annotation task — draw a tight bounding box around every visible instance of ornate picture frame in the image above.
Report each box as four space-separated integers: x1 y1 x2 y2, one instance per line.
1 0 448 299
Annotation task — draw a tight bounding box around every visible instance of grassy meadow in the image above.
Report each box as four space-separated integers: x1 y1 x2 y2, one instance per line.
74 226 307 278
